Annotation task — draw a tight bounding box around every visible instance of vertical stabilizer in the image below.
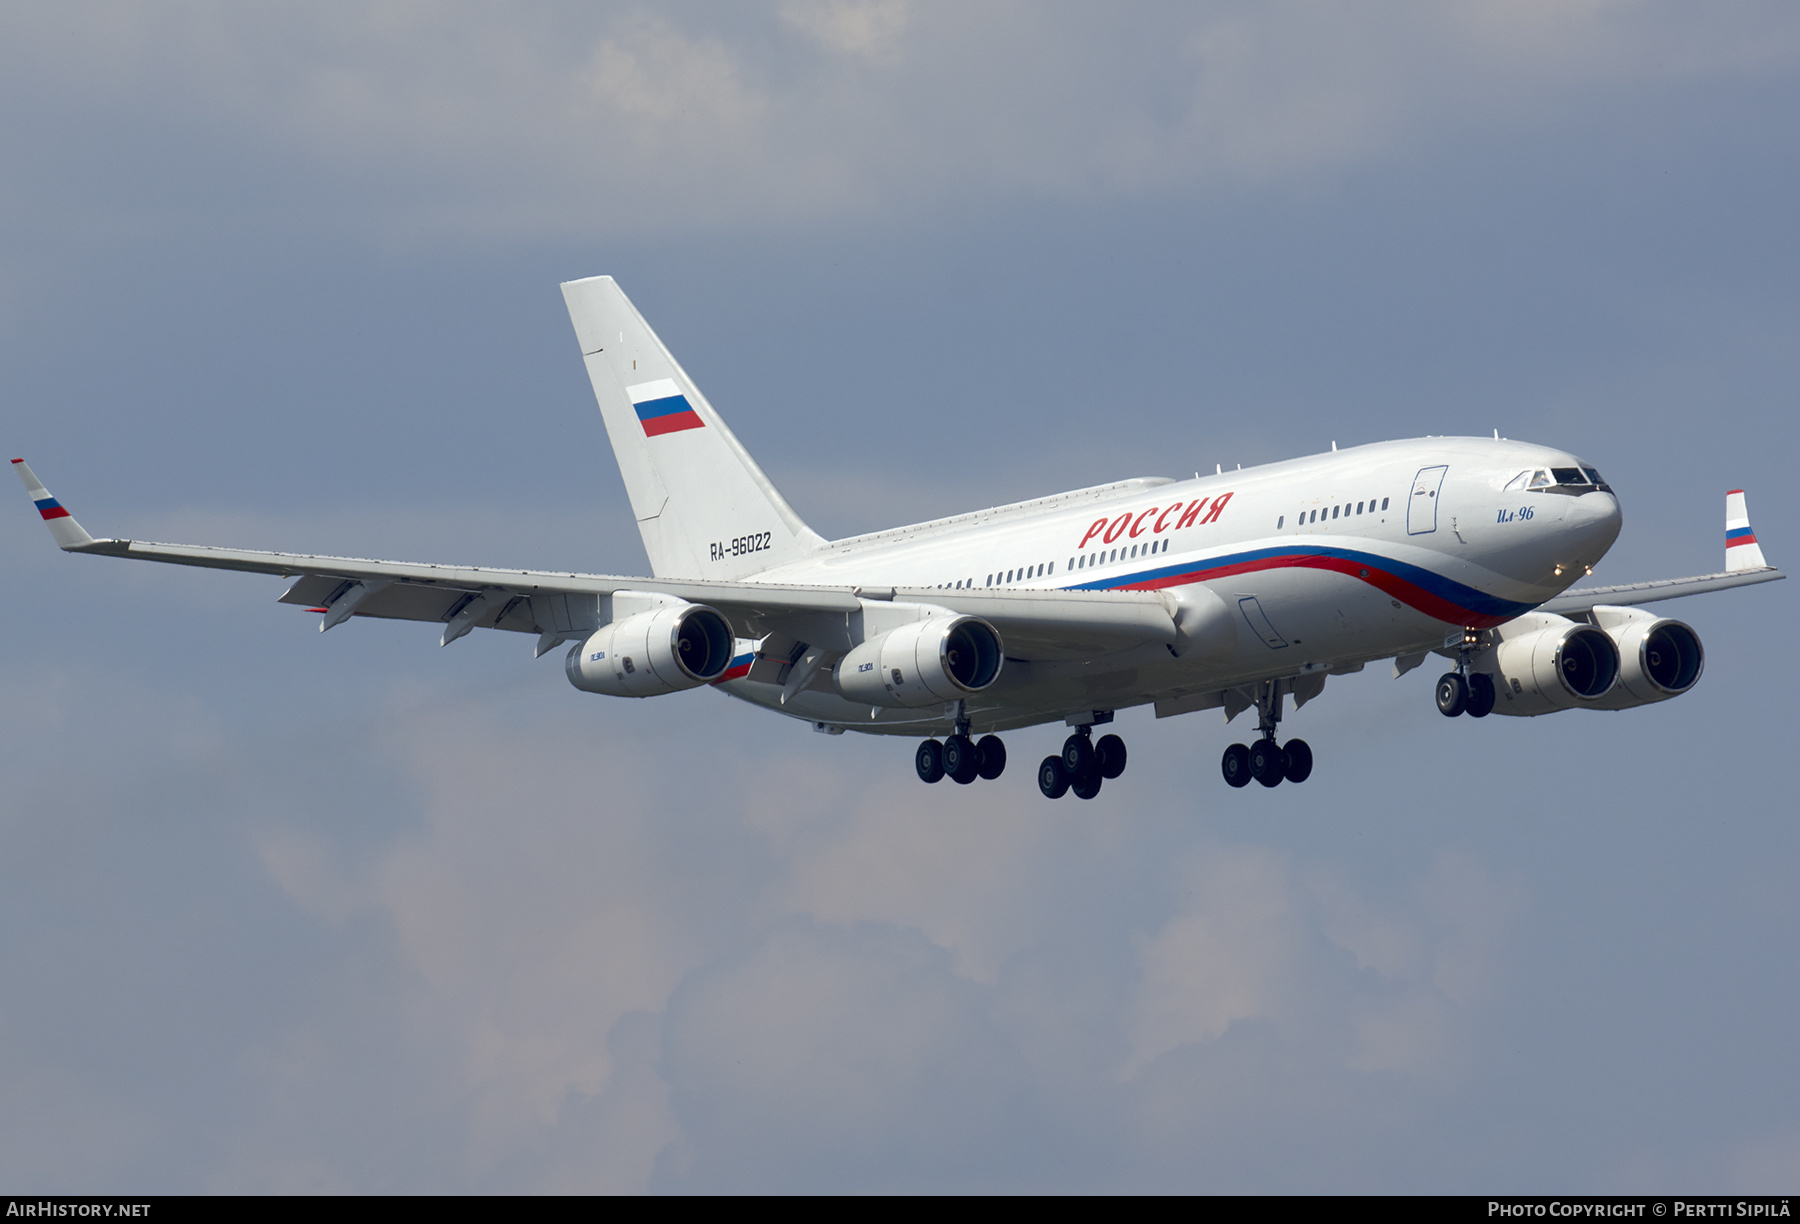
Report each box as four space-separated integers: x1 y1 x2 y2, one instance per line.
562 276 824 579
1725 489 1766 572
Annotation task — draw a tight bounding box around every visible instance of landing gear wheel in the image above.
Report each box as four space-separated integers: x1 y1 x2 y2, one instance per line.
1095 734 1127 780
1221 743 1252 788
943 734 980 784
1465 673 1496 719
1249 738 1287 787
1435 672 1468 718
1071 772 1103 800
1037 755 1070 799
1061 734 1096 781
975 735 1007 780
916 738 945 784
1282 738 1313 784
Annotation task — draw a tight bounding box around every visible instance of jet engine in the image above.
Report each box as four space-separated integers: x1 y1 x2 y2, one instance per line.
1483 613 1620 716
566 600 735 697
836 615 1004 709
1585 606 1704 710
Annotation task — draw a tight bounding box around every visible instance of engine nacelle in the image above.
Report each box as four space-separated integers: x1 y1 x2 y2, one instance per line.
1586 606 1704 709
836 615 1004 709
565 600 735 698
1483 613 1620 716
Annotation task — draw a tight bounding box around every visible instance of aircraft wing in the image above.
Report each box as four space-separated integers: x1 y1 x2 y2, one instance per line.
14 460 1175 659
1537 568 1783 615
1538 489 1782 615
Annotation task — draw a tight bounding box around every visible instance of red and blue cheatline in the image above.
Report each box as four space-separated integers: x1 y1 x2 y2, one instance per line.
628 378 705 437
1069 544 1536 629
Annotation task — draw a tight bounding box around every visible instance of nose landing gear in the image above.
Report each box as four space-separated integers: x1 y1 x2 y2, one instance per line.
1437 629 1496 719
1222 679 1313 790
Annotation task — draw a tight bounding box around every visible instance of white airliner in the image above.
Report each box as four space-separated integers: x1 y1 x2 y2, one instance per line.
15 277 1785 797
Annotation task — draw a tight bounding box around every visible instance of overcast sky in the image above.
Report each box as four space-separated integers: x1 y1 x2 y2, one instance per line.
2 1 1797 1193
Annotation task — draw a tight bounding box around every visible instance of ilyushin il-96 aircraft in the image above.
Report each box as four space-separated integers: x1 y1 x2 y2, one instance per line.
16 277 1786 799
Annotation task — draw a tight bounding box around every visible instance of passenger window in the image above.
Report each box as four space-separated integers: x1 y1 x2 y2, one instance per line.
1381 497 1389 510
1332 506 1339 519
1277 515 1284 528
1356 501 1363 514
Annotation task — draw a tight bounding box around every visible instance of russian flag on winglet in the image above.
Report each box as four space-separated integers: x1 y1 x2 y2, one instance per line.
1725 488 1767 572
628 378 704 437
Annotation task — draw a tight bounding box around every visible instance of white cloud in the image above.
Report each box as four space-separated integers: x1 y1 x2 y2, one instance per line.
4 2 1798 241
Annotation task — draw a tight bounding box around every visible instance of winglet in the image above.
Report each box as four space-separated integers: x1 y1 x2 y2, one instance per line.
12 459 98 549
1726 489 1768 573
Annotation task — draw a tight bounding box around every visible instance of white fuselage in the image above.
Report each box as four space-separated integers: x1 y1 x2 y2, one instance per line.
717 437 1623 735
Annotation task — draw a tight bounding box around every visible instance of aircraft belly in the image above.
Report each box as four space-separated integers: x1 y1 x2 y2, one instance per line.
709 536 1579 738
1209 568 1435 663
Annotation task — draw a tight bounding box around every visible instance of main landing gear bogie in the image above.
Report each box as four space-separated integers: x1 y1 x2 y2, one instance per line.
1038 726 1128 801
919 714 1125 801
918 732 1007 786
1222 677 1314 791
1222 736 1313 789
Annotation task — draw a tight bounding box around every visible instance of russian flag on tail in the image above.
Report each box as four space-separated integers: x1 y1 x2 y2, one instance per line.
1725 489 1767 572
628 378 705 437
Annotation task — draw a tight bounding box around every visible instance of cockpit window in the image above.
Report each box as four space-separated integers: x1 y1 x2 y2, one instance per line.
1523 465 1613 496
1503 471 1530 492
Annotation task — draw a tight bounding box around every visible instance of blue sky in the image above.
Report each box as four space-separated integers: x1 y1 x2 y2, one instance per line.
2 1 1797 1192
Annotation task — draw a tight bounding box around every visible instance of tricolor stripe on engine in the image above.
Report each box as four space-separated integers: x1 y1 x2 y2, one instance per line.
712 652 754 684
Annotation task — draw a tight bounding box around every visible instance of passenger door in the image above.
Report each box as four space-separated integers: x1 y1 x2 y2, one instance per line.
1407 465 1448 536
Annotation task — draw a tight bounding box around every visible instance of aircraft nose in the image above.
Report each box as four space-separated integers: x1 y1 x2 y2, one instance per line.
1566 490 1623 561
